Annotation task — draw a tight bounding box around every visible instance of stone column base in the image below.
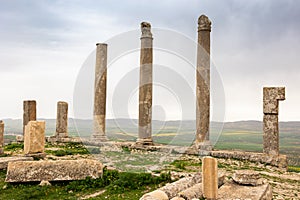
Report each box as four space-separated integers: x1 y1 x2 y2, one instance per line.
135 138 153 146
198 141 213 156
91 134 108 142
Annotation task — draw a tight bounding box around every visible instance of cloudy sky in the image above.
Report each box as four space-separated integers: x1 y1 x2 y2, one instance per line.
0 0 299 122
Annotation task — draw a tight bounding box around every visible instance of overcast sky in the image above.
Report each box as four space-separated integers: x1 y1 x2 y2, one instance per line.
0 0 299 122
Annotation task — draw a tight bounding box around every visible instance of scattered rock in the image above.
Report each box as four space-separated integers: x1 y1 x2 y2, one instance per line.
218 182 272 200
233 170 264 186
39 180 51 186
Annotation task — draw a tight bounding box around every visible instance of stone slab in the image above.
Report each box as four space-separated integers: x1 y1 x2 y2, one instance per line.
0 157 34 170
5 159 103 182
233 170 264 186
218 182 272 200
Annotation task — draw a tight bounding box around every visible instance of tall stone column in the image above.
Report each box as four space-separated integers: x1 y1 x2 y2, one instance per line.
23 100 36 135
137 22 153 145
92 43 108 142
55 101 68 138
0 121 4 154
196 15 212 149
263 87 285 155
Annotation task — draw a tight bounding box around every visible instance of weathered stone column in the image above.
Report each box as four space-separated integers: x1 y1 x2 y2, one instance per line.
137 22 153 145
24 121 45 154
202 156 218 199
0 121 4 154
92 43 108 142
23 100 36 135
55 101 68 138
196 15 212 150
263 87 285 155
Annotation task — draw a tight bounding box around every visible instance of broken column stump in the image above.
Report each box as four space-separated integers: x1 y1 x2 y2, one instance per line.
24 121 45 155
202 156 218 199
55 101 68 138
23 100 36 135
5 159 103 182
263 87 285 156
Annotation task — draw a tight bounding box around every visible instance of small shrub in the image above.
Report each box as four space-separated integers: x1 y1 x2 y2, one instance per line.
122 146 131 153
4 143 23 151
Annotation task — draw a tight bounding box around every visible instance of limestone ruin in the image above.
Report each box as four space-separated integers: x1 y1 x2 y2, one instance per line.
196 15 212 151
92 43 108 142
0 15 294 200
55 101 68 138
23 100 36 135
202 156 218 199
137 22 153 145
263 87 285 156
141 156 272 200
24 121 45 155
5 159 103 182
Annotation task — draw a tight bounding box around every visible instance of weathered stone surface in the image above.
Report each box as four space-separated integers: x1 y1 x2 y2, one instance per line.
210 150 287 169
179 183 203 200
196 15 212 147
263 87 285 114
233 170 264 186
263 114 279 156
23 100 36 135
0 156 33 170
170 197 185 200
24 121 45 154
5 159 103 182
160 173 202 198
0 121 4 154
263 87 285 156
202 156 218 199
92 43 108 142
55 101 68 138
218 182 272 200
140 190 169 200
138 22 153 145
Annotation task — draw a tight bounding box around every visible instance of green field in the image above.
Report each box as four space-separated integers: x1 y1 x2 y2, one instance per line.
3 119 300 166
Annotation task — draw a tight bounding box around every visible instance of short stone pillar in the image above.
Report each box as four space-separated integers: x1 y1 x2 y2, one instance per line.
202 156 218 200
24 121 45 154
92 43 108 142
0 121 4 154
137 22 153 145
23 100 36 135
55 101 68 138
196 15 212 150
263 87 285 155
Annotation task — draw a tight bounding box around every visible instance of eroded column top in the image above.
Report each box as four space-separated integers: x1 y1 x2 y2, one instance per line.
263 87 285 114
141 22 153 39
198 15 212 32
